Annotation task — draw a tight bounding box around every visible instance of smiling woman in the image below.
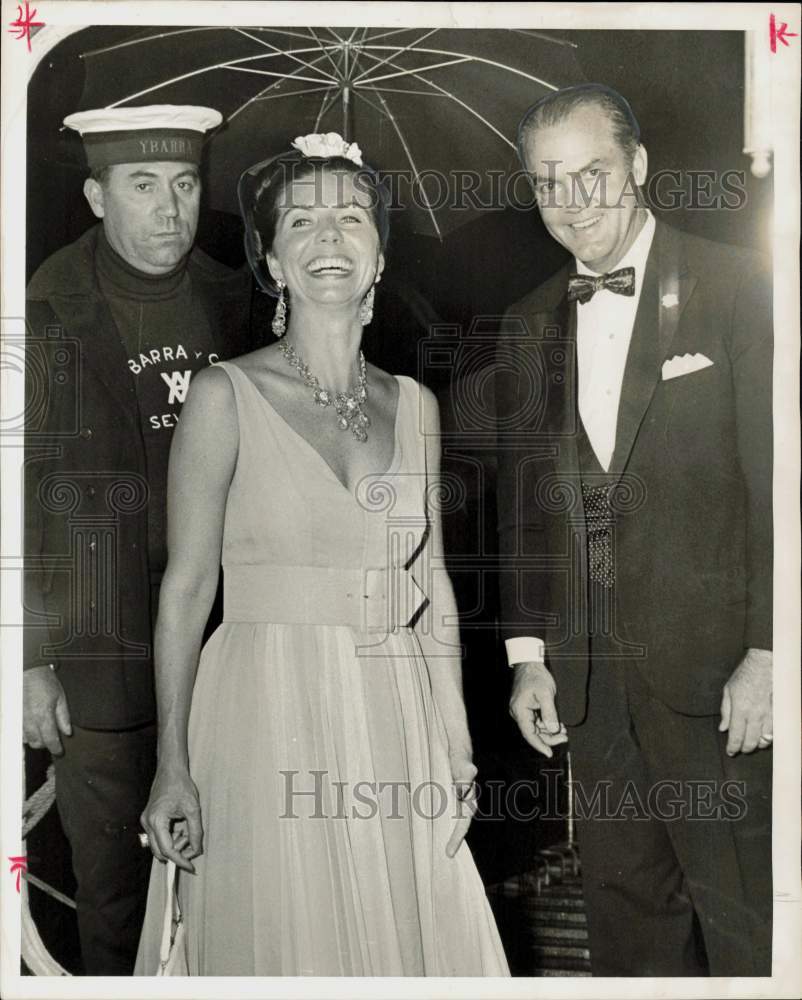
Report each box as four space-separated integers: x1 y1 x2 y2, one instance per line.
267 168 384 316
133 133 511 977
242 146 390 296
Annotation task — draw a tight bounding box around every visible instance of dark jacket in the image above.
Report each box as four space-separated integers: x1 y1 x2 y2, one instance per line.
495 220 773 725
24 224 259 729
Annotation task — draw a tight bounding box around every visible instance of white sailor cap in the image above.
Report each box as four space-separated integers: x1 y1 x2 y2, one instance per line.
63 105 223 169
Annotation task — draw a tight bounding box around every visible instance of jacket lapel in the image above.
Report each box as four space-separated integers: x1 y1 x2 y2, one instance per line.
48 292 140 430
30 226 140 428
537 290 588 586
548 292 581 483
609 221 696 477
525 265 580 476
655 222 697 362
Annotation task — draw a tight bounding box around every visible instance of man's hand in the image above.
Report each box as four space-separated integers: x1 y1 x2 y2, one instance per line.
509 661 568 758
719 648 773 755
23 665 72 755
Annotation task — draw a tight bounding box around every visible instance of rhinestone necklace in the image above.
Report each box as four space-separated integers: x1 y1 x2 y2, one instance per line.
278 341 370 443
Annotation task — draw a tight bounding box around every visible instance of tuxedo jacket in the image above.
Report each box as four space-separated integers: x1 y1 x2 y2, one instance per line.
495 220 772 725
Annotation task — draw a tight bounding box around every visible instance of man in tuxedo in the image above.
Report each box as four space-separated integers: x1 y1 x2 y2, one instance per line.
496 84 772 976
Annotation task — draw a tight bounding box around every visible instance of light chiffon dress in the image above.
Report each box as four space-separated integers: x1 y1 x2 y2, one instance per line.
134 362 510 976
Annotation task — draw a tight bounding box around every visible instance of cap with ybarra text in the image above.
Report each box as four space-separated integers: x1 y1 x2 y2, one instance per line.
63 105 223 169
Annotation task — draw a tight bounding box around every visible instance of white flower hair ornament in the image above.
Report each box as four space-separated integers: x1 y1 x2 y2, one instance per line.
291 132 363 166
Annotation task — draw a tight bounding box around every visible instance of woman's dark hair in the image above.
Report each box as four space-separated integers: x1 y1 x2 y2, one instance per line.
238 151 390 295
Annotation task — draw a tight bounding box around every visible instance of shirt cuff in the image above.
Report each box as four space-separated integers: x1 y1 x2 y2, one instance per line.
505 637 545 667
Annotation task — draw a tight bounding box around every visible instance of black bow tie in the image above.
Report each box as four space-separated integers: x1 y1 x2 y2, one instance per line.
567 266 636 304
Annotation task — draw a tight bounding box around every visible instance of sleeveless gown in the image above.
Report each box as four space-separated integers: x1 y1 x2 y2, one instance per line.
134 362 510 976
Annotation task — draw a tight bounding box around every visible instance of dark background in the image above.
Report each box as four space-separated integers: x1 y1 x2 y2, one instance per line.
24 25 773 973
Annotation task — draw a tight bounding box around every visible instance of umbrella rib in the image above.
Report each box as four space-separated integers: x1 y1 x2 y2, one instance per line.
351 28 441 84
509 28 579 48
356 48 516 150
356 86 451 97
333 36 350 79
80 25 232 58
358 26 427 44
105 47 342 107
252 86 335 102
226 51 335 123
347 27 371 79
239 27 331 44
354 89 442 242
358 45 562 91
343 27 362 79
355 56 472 87
361 81 515 150
232 27 339 82
80 25 323 58
314 88 341 131
223 65 336 86
351 87 390 119
306 26 344 79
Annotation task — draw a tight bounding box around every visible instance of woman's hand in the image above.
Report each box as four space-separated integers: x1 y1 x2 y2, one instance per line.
140 766 203 873
445 752 479 859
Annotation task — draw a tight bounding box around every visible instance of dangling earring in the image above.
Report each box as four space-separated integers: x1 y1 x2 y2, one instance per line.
272 281 287 338
360 285 375 327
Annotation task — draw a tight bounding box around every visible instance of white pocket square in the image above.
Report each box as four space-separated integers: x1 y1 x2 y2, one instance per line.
661 353 714 381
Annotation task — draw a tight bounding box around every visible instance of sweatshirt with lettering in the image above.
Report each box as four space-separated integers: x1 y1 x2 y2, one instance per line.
96 229 218 577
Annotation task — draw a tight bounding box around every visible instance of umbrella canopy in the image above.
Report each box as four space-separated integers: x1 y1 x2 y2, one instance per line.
76 26 584 238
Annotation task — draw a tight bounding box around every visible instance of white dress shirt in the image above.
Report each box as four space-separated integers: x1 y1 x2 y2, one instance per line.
505 212 656 667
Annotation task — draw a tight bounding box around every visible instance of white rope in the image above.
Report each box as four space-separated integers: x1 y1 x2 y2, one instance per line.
22 764 56 840
20 873 71 976
23 872 77 910
21 761 74 975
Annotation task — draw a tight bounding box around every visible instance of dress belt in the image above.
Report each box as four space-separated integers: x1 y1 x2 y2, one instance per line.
222 563 426 632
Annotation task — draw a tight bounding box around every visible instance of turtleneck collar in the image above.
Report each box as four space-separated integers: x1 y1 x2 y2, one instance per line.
96 226 189 300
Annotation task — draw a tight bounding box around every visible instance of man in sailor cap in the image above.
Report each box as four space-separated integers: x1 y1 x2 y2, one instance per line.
23 105 258 974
